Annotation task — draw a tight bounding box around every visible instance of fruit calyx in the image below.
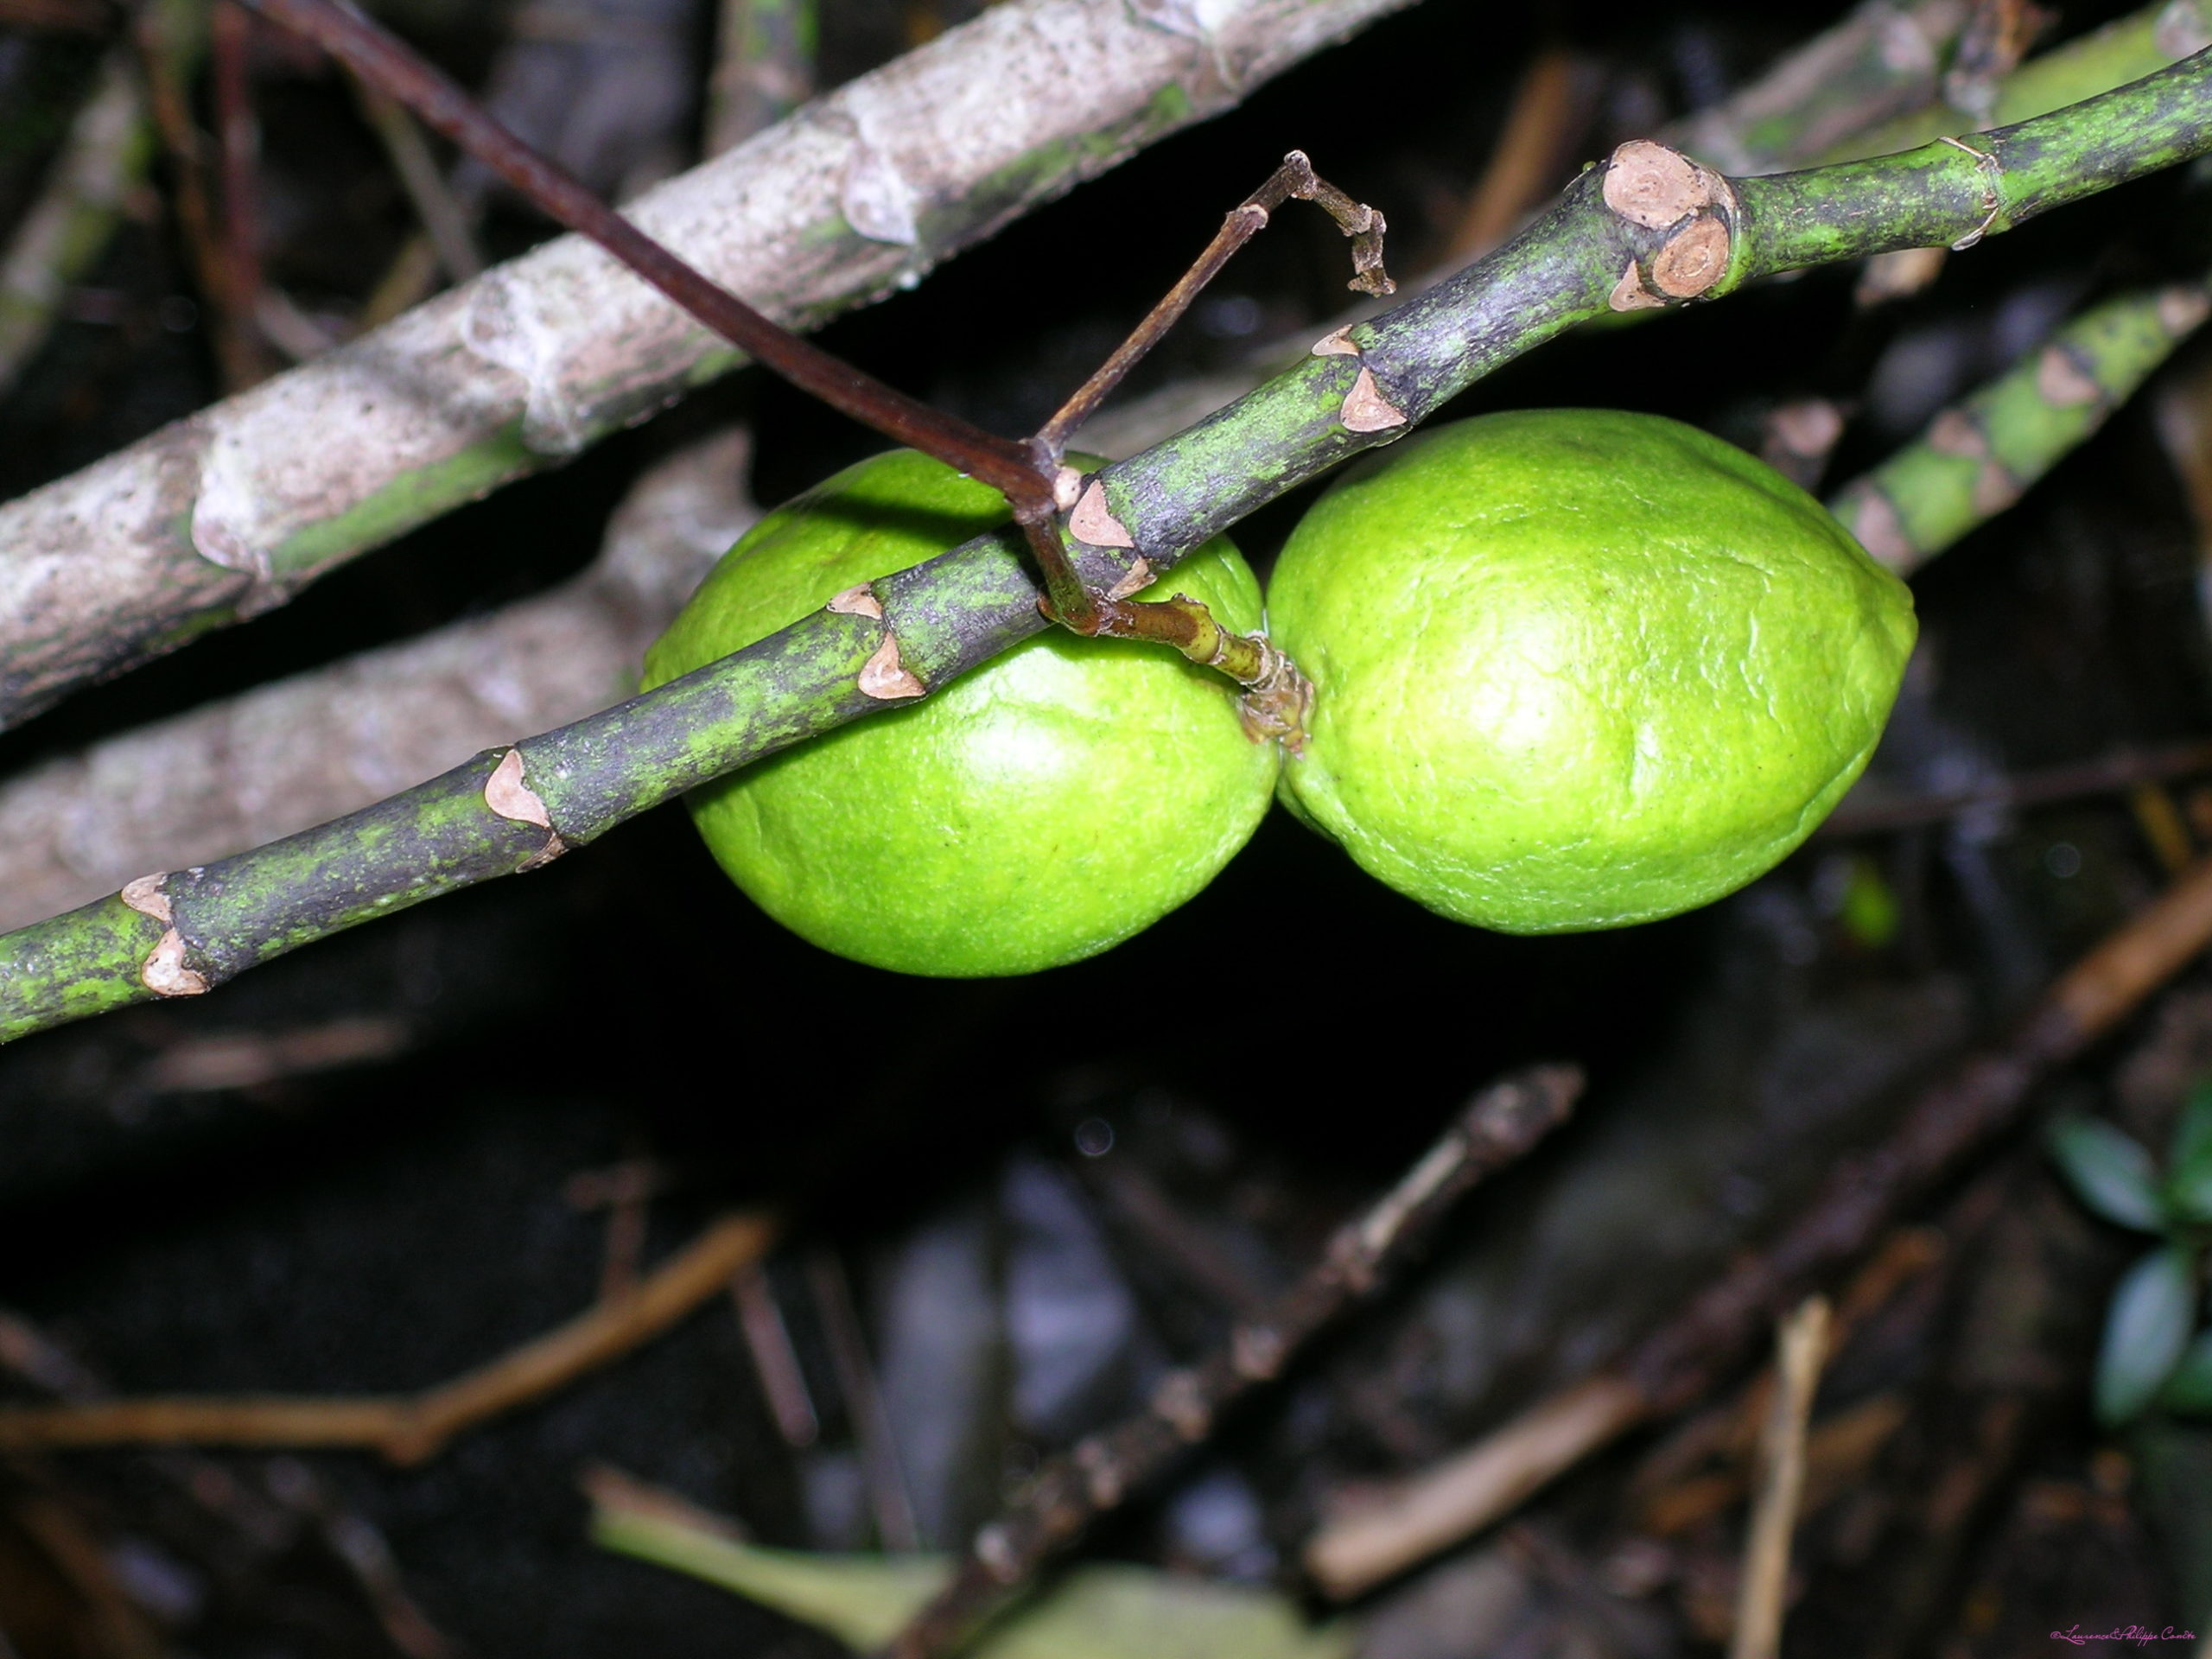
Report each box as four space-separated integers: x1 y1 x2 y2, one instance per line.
1235 634 1315 753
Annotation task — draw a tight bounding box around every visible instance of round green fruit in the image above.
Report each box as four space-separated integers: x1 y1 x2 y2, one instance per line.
643 448 1278 977
1267 409 1916 933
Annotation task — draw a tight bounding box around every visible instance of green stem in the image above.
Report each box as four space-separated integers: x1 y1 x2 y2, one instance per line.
7 53 2212 1042
1831 279 2212 571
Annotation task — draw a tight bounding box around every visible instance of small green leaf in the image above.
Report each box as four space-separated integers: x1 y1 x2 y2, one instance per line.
592 1504 1355 1659
2050 1114 2167 1233
2097 1247 2198 1427
2164 1326 2212 1414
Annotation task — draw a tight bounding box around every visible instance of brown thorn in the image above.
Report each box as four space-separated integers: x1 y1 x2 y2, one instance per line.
1340 365 1408 432
1972 459 2022 517
858 635 925 700
827 584 884 620
1150 1370 1212 1441
1927 409 1988 458
142 929 210 997
119 872 173 924
1104 557 1154 601
1311 326 1360 357
2035 343 2101 408
1069 479 1136 548
1609 260 1663 312
2158 285 2212 334
1231 1323 1286 1381
1835 482 1915 573
483 748 553 830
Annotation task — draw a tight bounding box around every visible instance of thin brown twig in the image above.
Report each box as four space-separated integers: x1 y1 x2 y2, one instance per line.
211 0 274 387
731 1263 819 1448
1303 853 2212 1599
1818 737 2212 836
0 1212 776 1464
1727 1297 1829 1659
809 1247 921 1554
0 1314 459 1657
347 75 484 283
238 0 1049 513
880 1064 1583 1659
135 0 239 372
1032 149 1393 459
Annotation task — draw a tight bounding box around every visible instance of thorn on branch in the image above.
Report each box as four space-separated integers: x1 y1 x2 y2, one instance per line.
1339 365 1408 431
857 635 926 701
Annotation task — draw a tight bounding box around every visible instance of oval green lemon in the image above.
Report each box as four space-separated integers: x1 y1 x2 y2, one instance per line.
643 448 1278 976
1267 409 1916 932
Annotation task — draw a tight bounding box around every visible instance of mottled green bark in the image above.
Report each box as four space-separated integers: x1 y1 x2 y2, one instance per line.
1726 51 2212 278
1831 281 2212 571
6 54 2212 1041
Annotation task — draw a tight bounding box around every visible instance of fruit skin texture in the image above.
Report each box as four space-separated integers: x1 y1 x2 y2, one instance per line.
1267 409 1917 934
642 448 1277 977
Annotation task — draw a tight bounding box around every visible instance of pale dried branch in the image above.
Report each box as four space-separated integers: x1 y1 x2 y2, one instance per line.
0 0 1421 730
1726 1297 1829 1659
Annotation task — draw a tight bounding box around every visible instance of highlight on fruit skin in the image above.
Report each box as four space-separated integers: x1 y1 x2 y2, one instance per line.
1265 408 1917 934
642 448 1279 978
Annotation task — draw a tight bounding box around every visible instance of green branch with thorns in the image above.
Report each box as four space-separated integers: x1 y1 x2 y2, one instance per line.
3 3 2211 1042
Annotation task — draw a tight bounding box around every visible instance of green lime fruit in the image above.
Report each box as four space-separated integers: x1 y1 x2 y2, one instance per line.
643 448 1277 977
1267 409 1916 933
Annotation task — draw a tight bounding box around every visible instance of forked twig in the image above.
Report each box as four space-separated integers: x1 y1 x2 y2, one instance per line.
1033 149 1392 459
879 1065 1581 1659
